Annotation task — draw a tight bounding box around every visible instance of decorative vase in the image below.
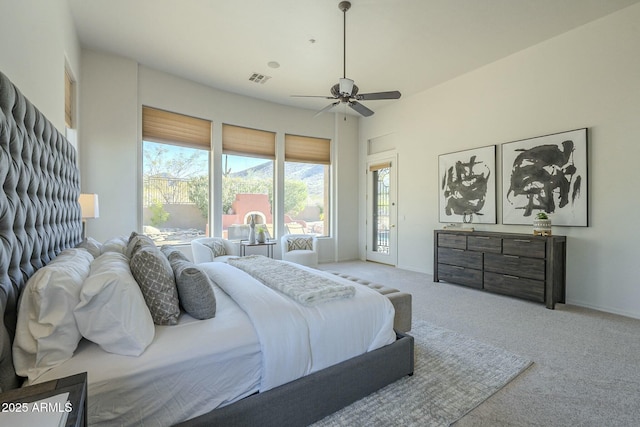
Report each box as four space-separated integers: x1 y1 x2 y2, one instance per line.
533 218 552 236
257 229 266 243
248 215 256 244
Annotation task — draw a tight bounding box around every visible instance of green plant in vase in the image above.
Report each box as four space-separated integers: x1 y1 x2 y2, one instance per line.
255 224 267 243
533 212 552 236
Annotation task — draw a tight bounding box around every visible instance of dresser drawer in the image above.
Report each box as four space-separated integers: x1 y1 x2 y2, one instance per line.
502 238 546 258
437 233 466 249
438 264 483 289
484 253 545 281
467 235 501 253
438 247 482 269
484 272 544 302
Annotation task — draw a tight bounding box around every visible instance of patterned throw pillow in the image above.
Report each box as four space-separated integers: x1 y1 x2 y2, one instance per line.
130 246 180 325
204 239 227 258
287 237 313 251
126 231 155 259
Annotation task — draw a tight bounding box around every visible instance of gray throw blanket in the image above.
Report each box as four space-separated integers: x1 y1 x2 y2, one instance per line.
228 255 355 306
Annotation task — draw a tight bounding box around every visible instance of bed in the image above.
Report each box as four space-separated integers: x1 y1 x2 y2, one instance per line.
0 70 414 426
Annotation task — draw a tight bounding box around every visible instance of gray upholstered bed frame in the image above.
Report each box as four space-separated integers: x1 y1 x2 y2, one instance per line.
0 70 414 425
0 71 83 392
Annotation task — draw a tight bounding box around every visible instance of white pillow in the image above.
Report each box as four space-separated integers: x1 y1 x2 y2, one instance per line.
13 248 93 383
74 252 155 356
101 235 128 255
76 236 103 258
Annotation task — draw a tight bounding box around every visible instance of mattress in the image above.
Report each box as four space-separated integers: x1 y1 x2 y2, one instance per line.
34 282 262 426
33 262 396 426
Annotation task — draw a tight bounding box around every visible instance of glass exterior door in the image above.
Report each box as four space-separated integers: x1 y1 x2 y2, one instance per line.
367 156 397 265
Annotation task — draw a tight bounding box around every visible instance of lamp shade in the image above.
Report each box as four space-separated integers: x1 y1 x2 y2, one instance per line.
79 193 100 219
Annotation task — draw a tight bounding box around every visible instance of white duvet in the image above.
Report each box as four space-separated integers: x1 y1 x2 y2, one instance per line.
200 262 396 391
34 262 396 426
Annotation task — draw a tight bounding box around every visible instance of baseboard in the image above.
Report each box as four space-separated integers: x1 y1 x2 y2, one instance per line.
565 299 640 320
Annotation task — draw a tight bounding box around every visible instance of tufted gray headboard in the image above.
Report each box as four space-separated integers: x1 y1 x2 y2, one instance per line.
0 71 82 391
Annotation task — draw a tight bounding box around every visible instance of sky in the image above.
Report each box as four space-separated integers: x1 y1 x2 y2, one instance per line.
143 141 267 176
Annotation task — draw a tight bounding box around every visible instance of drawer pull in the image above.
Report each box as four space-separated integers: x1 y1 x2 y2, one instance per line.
453 266 465 270
503 274 520 279
504 255 519 259
452 249 464 252
474 236 490 240
513 239 531 243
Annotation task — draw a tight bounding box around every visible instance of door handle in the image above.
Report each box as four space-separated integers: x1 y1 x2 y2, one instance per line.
391 225 396 228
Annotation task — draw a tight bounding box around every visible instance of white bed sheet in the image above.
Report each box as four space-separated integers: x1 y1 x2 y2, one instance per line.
33 283 262 427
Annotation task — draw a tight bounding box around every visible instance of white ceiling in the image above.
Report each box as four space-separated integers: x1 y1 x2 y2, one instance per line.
68 0 640 116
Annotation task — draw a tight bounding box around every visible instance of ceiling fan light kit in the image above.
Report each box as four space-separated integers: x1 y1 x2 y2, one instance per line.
339 78 354 97
293 0 401 117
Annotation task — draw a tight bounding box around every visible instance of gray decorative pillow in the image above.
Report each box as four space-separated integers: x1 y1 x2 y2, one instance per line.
130 246 180 325
204 239 226 257
161 245 189 263
287 237 313 251
126 231 155 259
170 259 217 320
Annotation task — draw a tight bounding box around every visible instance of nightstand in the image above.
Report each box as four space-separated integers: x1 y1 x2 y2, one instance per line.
0 372 87 427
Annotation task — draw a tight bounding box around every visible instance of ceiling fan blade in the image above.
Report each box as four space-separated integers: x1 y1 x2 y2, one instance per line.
314 101 341 117
291 95 337 99
348 101 374 117
356 90 402 101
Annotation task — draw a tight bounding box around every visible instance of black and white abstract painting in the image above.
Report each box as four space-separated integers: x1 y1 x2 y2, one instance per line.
502 128 588 226
439 145 496 224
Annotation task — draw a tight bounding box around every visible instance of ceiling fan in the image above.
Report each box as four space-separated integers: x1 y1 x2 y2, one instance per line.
293 1 401 117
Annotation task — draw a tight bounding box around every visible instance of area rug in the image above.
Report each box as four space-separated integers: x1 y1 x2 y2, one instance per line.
312 320 532 426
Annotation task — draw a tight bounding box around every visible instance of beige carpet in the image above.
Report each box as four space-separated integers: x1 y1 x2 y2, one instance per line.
319 261 640 426
313 320 531 426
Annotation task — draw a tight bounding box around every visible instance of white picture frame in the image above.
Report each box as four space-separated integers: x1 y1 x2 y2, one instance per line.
502 128 588 226
438 145 496 224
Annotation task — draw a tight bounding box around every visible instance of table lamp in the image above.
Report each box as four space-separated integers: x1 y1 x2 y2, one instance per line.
79 193 99 238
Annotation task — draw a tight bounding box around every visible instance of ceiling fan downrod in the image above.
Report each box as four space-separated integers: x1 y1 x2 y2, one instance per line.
339 1 351 80
290 0 400 118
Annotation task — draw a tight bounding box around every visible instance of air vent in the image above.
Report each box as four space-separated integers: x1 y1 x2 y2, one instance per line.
248 73 271 84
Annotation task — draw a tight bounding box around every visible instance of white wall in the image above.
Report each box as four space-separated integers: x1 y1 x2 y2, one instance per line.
360 4 640 318
79 51 139 237
0 0 80 132
80 54 360 261
6 0 636 317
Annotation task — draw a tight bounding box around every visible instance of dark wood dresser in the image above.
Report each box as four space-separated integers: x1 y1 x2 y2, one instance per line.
434 230 566 309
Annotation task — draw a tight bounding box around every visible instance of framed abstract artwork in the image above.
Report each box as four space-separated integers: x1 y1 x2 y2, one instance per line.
439 145 496 224
502 128 588 226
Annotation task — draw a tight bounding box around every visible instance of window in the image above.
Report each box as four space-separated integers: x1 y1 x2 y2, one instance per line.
142 106 211 245
370 162 391 254
64 67 75 129
284 134 330 236
64 66 79 148
222 124 275 240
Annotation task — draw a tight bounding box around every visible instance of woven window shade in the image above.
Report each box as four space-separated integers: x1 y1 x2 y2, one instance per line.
143 106 212 149
284 134 331 165
222 124 275 159
64 69 73 128
369 161 392 171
